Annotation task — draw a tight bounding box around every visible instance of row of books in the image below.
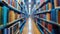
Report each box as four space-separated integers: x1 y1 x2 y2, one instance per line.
0 6 22 34
0 22 20 34
34 0 60 34
0 6 21 26
2 0 21 10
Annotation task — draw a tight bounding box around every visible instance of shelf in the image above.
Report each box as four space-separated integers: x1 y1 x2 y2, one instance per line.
0 0 25 14
34 10 51 15
37 22 51 34
34 0 49 12
35 22 44 34
55 7 60 10
0 17 24 30
20 20 26 29
34 16 60 27
14 29 19 34
16 30 20 34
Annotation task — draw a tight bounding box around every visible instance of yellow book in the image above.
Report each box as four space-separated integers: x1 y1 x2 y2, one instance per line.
48 2 52 10
0 6 2 25
9 10 15 22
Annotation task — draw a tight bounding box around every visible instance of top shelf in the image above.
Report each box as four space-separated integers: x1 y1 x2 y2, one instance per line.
0 0 25 14
35 0 49 11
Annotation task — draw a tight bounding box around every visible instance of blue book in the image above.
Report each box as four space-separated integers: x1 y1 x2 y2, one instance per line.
2 6 9 25
51 9 57 22
10 0 12 5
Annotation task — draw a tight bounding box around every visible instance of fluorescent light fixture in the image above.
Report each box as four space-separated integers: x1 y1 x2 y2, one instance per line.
29 0 31 3
29 5 31 15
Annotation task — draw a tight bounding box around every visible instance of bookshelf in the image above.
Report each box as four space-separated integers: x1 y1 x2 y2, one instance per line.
0 0 27 34
33 0 60 34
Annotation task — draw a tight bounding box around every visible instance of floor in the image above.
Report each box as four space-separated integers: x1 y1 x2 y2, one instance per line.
22 17 41 34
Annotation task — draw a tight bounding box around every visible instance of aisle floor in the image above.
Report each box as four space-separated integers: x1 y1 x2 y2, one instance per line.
22 17 41 34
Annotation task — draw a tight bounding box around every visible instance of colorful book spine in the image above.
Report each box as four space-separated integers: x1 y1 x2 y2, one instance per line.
15 13 20 19
48 2 52 10
8 0 10 4
15 0 18 8
46 13 52 32
0 30 2 34
2 6 9 25
58 10 60 24
54 0 60 7
40 0 45 5
9 10 15 22
12 0 15 7
0 6 2 25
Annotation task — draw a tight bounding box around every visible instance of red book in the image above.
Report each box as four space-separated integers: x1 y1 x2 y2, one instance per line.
58 10 60 24
47 24 52 32
54 0 60 7
12 0 15 7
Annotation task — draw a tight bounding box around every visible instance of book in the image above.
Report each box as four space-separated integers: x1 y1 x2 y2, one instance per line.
40 0 45 5
47 24 52 32
43 29 48 34
8 10 15 22
0 30 2 34
8 0 11 4
46 13 52 32
58 10 60 24
48 2 52 10
51 9 57 22
0 6 2 25
15 13 20 19
2 6 9 25
15 0 18 8
54 0 60 7
12 0 15 7
46 13 51 21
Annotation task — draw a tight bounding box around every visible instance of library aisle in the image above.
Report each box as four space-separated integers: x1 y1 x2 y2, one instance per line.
22 17 41 34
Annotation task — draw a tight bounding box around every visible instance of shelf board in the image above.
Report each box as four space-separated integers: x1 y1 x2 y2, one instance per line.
20 20 26 29
55 7 60 10
34 0 49 12
34 16 60 27
37 22 51 34
0 17 24 30
0 0 25 14
14 29 19 34
16 30 20 34
35 22 44 34
34 10 51 15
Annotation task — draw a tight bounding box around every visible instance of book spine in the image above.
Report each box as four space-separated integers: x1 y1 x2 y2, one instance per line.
58 10 60 24
48 2 52 10
8 0 10 4
51 9 57 22
0 30 2 34
9 10 15 22
0 6 2 25
54 0 59 7
12 0 15 7
2 6 9 25
10 0 12 5
15 13 20 19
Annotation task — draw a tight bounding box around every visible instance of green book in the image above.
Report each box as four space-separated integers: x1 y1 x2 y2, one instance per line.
0 6 2 25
